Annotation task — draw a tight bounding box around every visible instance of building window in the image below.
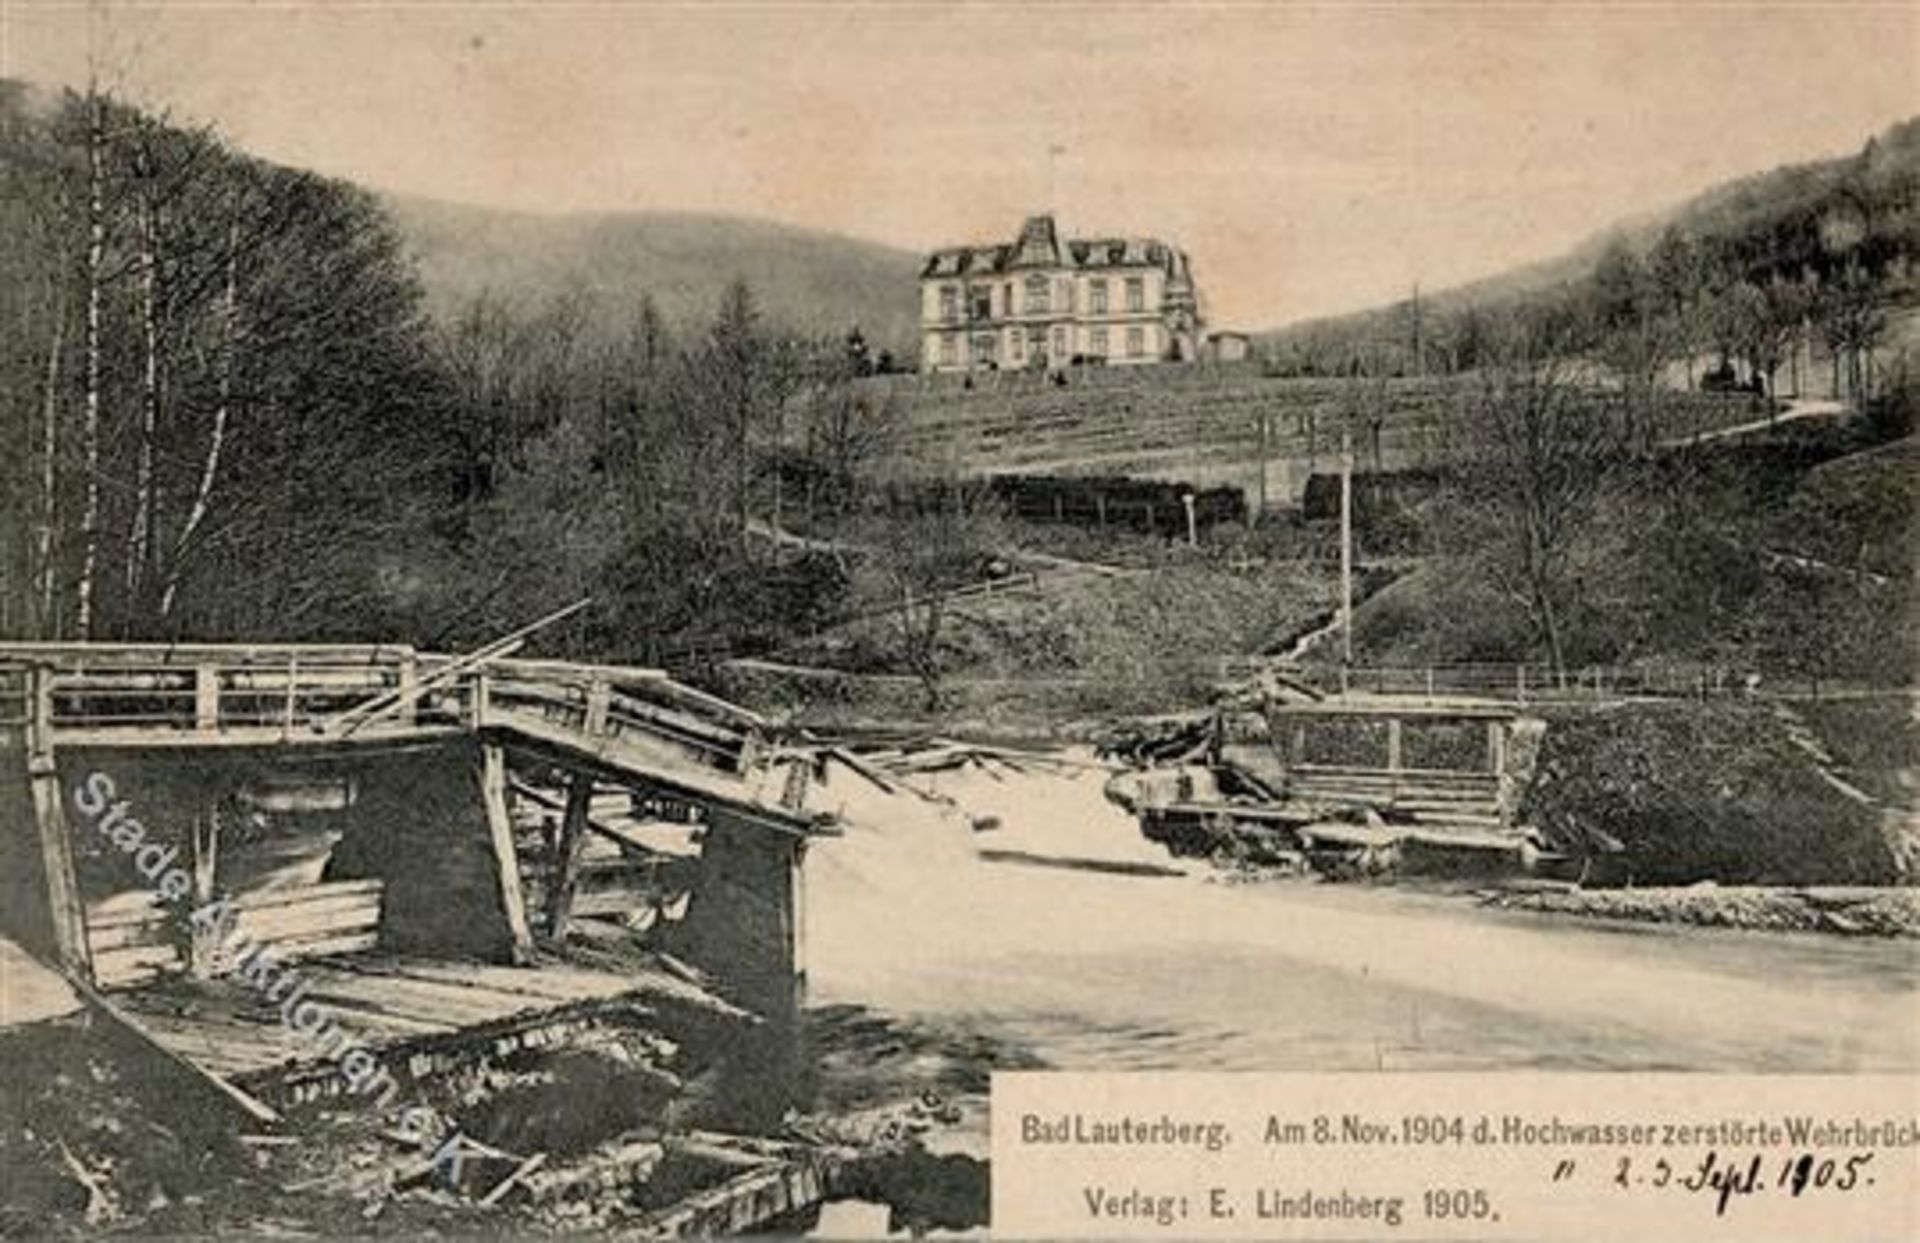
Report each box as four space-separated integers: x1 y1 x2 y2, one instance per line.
1024 274 1049 314
1089 327 1109 357
939 285 959 323
940 334 957 365
1010 330 1025 362
1126 277 1145 313
1057 279 1074 312
1126 326 1145 358
1089 279 1108 314
1028 327 1046 360
969 286 992 321
971 333 997 365
1051 325 1068 357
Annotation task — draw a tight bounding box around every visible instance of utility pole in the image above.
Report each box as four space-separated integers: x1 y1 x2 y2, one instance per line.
1340 423 1354 667
1255 412 1269 516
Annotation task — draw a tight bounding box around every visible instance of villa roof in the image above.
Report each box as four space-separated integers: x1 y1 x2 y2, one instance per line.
922 214 1188 281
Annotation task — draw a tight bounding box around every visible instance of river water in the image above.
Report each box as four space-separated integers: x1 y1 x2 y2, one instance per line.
801 756 1920 1074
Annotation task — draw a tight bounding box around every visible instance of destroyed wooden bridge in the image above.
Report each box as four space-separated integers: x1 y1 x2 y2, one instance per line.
0 640 851 1232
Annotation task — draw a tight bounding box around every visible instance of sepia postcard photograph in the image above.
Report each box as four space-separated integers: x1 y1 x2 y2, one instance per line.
0 1 1915 1237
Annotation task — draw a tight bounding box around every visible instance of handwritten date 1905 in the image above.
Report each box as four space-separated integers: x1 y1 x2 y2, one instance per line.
1611 1150 1876 1216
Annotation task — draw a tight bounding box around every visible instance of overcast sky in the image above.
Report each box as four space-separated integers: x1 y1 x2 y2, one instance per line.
5 2 1915 326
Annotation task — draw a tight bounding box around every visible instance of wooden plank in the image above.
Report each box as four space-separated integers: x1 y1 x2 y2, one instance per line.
480 744 535 963
294 979 533 1029
249 930 381 960
88 894 171 929
93 946 180 988
299 961 585 1023
328 956 637 1006
232 896 382 939
229 879 384 912
86 920 175 952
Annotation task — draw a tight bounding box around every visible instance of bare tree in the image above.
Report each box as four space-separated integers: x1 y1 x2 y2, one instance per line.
158 197 241 619
74 82 108 637
1452 317 1628 671
862 474 1005 709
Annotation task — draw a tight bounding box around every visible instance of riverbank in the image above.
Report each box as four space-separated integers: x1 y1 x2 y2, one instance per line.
1476 882 1920 937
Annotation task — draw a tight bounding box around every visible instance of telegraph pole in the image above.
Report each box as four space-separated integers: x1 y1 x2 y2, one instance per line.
1255 412 1270 516
1340 424 1354 666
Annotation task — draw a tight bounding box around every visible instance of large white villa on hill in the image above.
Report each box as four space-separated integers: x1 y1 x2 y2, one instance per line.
919 214 1203 373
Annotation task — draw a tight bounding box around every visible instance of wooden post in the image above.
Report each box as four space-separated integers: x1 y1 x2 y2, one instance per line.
194 664 219 732
479 743 534 963
26 667 91 982
1339 424 1356 667
282 657 298 731
396 655 419 726
188 809 221 978
583 678 611 737
470 672 491 729
1487 720 1507 777
1257 412 1270 515
1385 717 1403 771
1096 492 1107 529
544 773 592 942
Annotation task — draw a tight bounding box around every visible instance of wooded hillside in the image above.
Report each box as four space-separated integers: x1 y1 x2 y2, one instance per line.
1263 118 1920 391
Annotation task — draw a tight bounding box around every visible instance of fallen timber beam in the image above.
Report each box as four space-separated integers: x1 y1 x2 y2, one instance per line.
322 597 591 738
479 743 537 963
310 955 755 1024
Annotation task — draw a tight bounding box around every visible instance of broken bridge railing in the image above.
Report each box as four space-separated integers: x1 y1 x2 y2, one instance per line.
0 644 768 775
